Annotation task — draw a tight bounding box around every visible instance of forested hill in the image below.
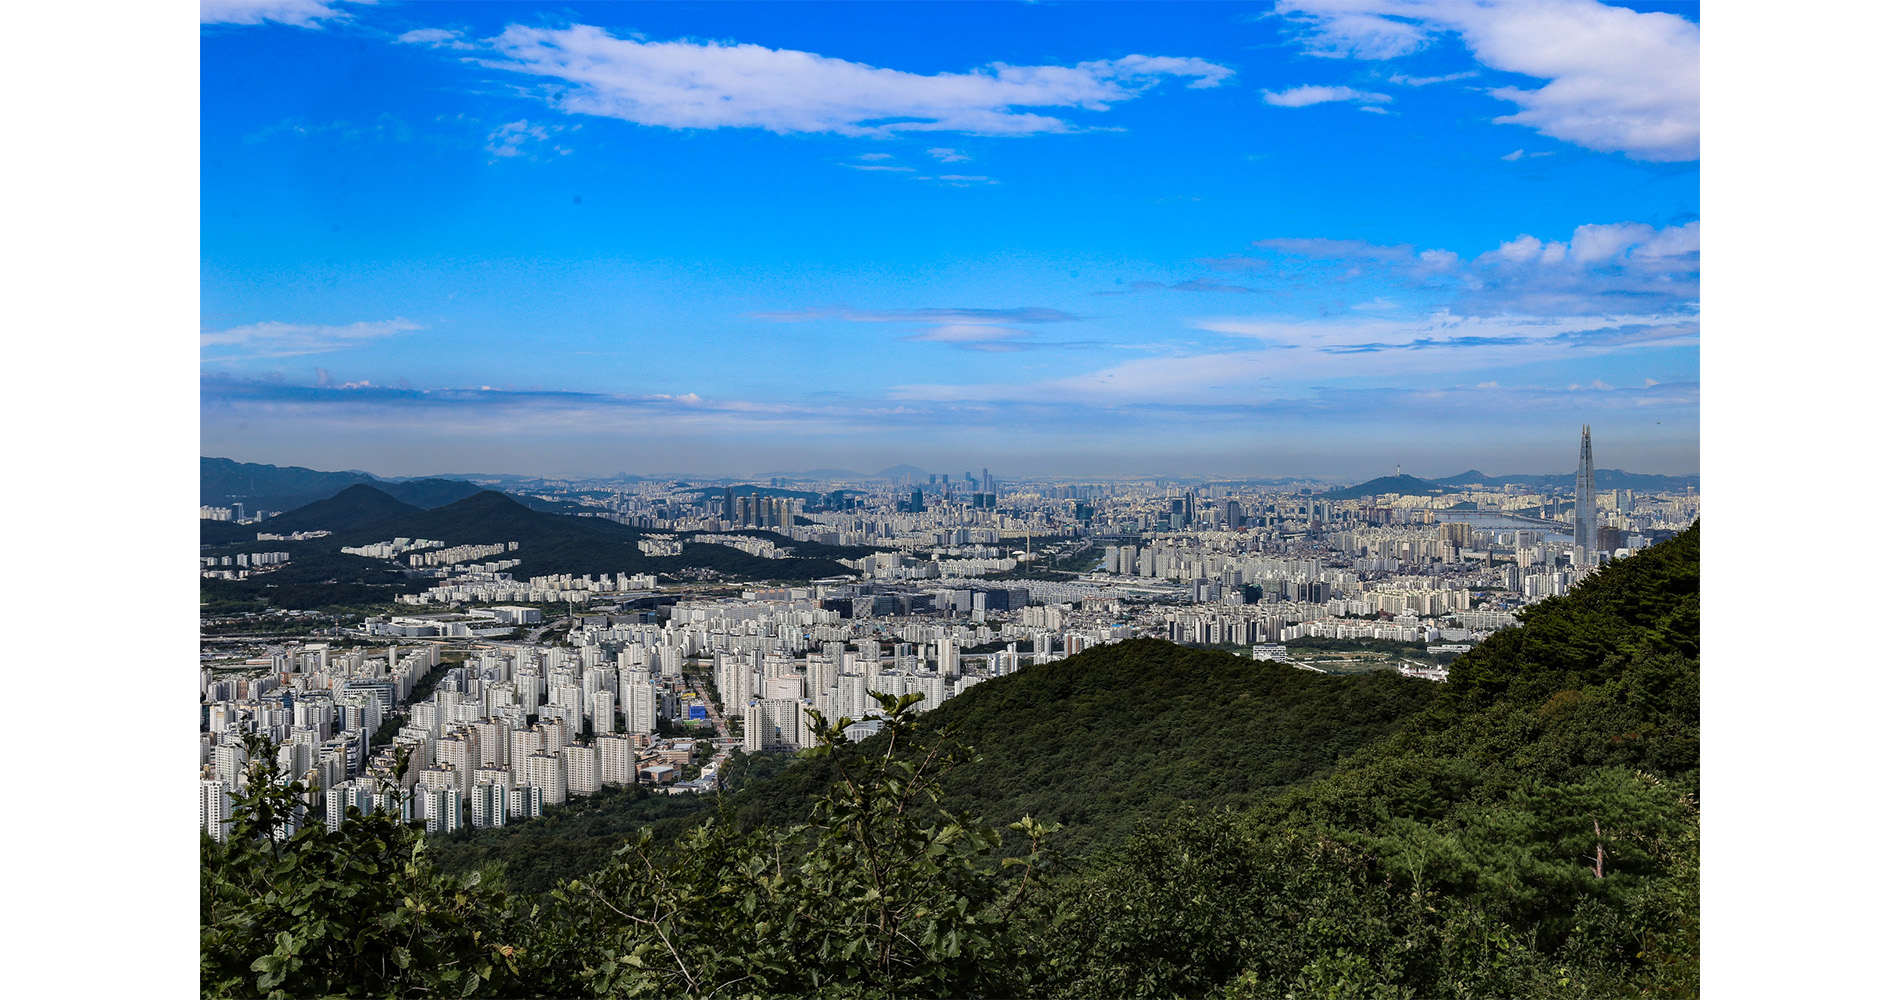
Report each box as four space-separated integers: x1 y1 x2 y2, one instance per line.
432 644 1438 890
201 490 890 611
439 525 1698 903
206 524 1701 998
724 641 1438 855
711 523 1703 996
1048 522 1702 998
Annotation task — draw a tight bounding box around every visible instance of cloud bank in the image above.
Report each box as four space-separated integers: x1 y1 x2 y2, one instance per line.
477 24 1232 136
200 0 370 28
201 319 424 360
1271 0 1699 160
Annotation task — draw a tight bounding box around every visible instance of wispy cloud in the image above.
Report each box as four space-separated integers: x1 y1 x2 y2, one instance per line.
892 310 1695 406
200 373 965 440
244 113 413 145
1386 70 1480 86
902 324 1033 352
755 306 1081 325
1253 236 1421 263
1246 220 1700 316
754 305 1082 352
201 319 423 360
1100 279 1260 295
484 120 576 161
1270 0 1699 161
917 174 997 187
396 27 476 50
200 0 371 28
473 24 1232 136
926 147 971 162
1261 85 1392 108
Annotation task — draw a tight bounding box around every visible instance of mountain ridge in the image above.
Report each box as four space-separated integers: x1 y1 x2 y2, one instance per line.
1326 467 1699 498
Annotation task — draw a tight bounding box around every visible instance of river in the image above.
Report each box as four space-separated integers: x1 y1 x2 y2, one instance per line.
1431 510 1571 541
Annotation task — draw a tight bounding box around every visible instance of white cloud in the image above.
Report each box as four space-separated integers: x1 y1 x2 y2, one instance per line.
201 319 423 359
200 0 370 28
1272 0 1699 161
396 27 475 50
857 152 894 161
926 147 971 162
1254 236 1415 262
754 306 1080 325
919 174 998 187
1387 70 1480 86
485 120 574 160
1474 221 1699 268
755 305 1071 351
909 324 1020 343
893 309 1694 406
1279 9 1432 59
1249 220 1699 315
477 24 1232 136
1261 85 1393 108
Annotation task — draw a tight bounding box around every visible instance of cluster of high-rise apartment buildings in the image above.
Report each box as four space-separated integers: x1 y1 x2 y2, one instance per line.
203 433 1695 841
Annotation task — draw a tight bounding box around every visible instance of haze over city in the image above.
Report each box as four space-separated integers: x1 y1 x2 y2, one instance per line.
200 0 1699 480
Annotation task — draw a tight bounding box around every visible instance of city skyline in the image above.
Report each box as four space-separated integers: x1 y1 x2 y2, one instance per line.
201 1 1700 479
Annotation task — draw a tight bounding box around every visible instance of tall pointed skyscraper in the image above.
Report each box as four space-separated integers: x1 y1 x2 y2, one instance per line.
1574 425 1597 570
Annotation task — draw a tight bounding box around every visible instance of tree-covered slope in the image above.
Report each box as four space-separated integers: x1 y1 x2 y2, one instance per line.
1042 523 1702 998
433 647 1435 894
199 456 380 510
205 524 1701 998
716 641 1440 858
343 491 867 582
203 491 885 611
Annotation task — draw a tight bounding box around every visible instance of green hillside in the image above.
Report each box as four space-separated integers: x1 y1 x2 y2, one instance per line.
431 646 1438 892
1042 523 1701 998
204 526 1700 998
379 477 486 508
201 490 886 611
712 641 1438 857
199 456 380 510
352 490 871 581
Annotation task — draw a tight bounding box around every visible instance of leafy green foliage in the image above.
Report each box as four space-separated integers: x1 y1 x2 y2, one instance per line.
201 736 522 999
693 640 1438 858
1041 523 1702 998
431 766 785 896
514 693 1060 998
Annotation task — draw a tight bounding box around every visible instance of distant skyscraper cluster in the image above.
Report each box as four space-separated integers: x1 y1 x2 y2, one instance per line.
202 427 1697 842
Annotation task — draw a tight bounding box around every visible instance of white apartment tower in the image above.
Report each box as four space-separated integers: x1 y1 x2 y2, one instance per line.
325 782 378 831
627 681 658 735
590 689 618 734
597 733 638 786
524 751 567 806
423 786 461 834
200 780 233 842
562 742 602 797
470 779 509 830
508 785 544 820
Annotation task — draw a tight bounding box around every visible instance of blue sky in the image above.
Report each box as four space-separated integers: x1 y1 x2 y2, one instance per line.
200 0 1699 481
